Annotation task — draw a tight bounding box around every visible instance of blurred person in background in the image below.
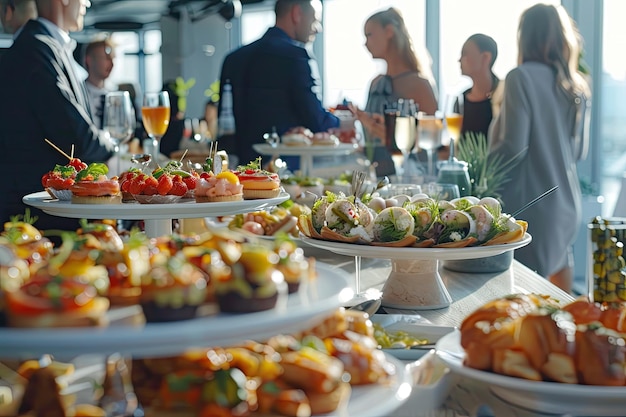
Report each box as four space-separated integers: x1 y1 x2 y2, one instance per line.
351 7 438 177
218 0 339 168
0 0 113 231
84 37 115 129
489 4 590 293
455 33 504 140
0 0 36 37
202 100 218 141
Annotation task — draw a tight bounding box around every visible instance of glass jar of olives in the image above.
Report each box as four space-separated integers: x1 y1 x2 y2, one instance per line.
588 216 626 302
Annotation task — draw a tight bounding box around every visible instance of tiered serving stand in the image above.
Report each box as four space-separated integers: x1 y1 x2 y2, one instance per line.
23 191 290 238
8 191 414 416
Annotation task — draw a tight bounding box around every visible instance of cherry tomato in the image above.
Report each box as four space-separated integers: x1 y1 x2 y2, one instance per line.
41 172 52 188
68 158 88 171
183 174 198 190
157 174 173 195
170 176 188 196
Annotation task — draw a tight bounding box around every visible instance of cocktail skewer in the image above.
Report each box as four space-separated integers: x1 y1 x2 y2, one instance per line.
44 138 72 160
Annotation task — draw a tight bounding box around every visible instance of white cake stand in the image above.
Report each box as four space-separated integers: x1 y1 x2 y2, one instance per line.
23 191 289 238
301 234 532 310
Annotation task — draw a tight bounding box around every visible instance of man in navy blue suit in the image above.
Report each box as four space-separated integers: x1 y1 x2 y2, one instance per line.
218 0 339 168
0 0 113 231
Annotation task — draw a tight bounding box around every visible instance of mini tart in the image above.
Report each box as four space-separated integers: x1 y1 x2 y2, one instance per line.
5 277 110 328
194 174 244 203
215 244 285 313
236 171 281 200
139 255 208 323
71 180 122 204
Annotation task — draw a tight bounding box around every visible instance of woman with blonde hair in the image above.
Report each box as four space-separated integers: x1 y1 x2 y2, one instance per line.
489 4 590 293
352 7 438 177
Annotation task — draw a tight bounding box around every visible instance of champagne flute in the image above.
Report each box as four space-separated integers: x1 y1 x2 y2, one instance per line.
103 91 135 176
393 114 417 182
141 91 170 163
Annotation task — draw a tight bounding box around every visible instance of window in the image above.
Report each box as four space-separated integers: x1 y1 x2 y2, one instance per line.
438 0 560 107
241 9 274 45
108 30 162 96
323 0 426 109
600 0 626 215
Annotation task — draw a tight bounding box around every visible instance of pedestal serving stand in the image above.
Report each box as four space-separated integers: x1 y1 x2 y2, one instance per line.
253 143 358 177
23 191 289 238
301 234 532 310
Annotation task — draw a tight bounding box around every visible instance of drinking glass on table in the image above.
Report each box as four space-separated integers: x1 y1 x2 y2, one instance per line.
426 182 460 201
103 91 135 176
141 91 170 161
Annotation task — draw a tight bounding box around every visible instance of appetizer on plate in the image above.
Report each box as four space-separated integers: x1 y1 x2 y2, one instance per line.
195 171 243 202
5 274 109 328
70 163 121 204
228 200 309 238
299 191 528 248
460 294 626 385
234 157 281 199
41 157 88 201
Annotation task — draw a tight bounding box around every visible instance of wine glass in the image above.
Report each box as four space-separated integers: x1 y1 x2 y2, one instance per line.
141 91 170 163
393 114 417 182
103 91 135 176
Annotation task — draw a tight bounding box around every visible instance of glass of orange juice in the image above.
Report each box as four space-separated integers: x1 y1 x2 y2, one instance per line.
142 91 170 159
445 113 463 143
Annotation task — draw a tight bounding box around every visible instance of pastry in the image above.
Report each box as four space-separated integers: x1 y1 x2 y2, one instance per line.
194 171 243 202
215 243 286 313
139 254 209 322
234 158 281 199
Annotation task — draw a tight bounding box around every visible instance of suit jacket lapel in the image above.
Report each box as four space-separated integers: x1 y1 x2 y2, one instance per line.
35 33 91 118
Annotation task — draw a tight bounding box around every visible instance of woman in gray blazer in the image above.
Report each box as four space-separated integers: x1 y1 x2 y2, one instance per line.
489 4 590 293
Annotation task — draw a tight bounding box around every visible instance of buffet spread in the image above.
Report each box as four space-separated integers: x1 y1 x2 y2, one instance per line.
4 147 626 416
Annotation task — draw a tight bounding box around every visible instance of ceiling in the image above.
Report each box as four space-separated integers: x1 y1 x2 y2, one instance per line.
84 0 266 31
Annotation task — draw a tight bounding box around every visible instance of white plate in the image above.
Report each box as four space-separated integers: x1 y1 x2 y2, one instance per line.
370 315 455 360
436 330 626 416
253 143 358 156
23 191 289 220
0 263 353 359
333 353 412 417
300 233 532 261
60 353 412 417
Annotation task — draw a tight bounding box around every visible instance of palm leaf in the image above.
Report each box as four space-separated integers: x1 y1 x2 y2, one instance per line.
456 132 521 200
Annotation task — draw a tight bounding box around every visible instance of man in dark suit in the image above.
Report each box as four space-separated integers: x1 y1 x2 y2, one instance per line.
218 0 339 168
0 0 113 231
